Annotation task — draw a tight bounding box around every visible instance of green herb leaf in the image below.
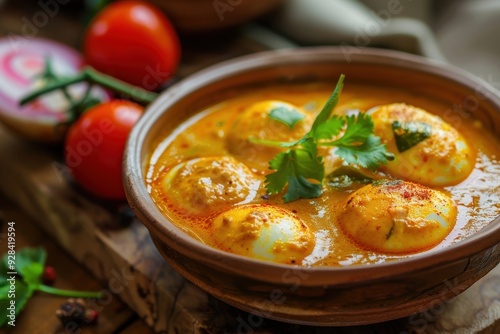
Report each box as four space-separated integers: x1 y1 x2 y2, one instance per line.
0 280 32 327
266 138 323 202
261 74 392 202
328 165 377 180
334 134 392 170
310 75 345 136
313 115 345 140
268 106 305 129
327 175 372 189
372 179 403 187
327 166 375 189
0 247 102 327
15 247 46 285
284 175 322 203
392 120 432 152
330 113 375 146
0 259 9 282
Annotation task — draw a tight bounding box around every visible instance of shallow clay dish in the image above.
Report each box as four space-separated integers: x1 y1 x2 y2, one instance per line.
123 47 500 326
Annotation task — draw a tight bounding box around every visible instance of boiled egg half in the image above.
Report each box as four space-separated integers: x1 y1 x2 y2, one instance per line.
338 180 457 254
370 103 475 186
211 204 315 264
162 156 261 214
227 100 313 171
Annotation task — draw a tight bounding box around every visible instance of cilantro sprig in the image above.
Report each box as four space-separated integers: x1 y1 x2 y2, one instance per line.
254 75 394 202
268 106 305 128
0 247 102 327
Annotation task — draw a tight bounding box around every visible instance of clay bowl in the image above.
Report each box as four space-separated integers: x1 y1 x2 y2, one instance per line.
123 47 500 326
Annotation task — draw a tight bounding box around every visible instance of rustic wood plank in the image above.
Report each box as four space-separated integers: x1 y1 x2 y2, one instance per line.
0 195 135 334
119 319 156 334
0 126 232 333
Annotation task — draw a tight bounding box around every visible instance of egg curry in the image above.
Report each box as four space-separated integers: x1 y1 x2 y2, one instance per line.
146 80 500 266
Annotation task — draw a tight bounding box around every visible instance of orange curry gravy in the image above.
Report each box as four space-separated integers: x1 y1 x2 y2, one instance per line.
146 82 500 266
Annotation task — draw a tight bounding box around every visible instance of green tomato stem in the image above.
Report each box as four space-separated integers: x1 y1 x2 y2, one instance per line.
20 66 158 106
37 284 103 299
84 67 158 103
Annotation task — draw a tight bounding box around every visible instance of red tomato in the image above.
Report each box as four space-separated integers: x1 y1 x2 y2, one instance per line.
83 1 180 90
65 100 143 200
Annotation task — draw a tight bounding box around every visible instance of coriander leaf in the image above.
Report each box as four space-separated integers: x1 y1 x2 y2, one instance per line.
268 106 305 128
328 165 377 181
373 179 403 187
259 74 392 202
0 246 103 327
329 113 374 146
0 285 9 298
248 137 301 148
0 280 32 327
313 115 345 140
266 138 324 202
392 120 432 152
334 134 391 170
310 74 345 135
15 247 46 285
266 151 292 195
327 175 355 189
284 176 322 203
327 175 372 189
0 258 9 282
293 139 324 182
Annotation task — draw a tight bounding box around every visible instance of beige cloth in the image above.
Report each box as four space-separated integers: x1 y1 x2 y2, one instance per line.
270 0 500 91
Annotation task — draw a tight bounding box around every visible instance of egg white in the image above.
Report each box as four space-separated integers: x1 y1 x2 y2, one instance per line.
338 180 457 254
370 103 475 186
227 100 313 171
211 204 315 264
162 156 260 214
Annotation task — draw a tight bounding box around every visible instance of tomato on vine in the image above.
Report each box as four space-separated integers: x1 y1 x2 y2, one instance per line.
64 100 143 200
83 0 181 90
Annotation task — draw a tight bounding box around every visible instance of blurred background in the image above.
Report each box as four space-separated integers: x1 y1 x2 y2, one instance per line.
1 0 499 85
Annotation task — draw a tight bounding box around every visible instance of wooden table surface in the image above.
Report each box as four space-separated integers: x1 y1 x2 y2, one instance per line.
0 3 155 333
0 1 499 334
0 196 155 334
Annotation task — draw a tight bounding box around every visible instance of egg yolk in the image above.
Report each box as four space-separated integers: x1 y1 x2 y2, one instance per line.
338 180 457 254
227 100 313 171
162 156 261 214
370 103 475 186
211 204 315 264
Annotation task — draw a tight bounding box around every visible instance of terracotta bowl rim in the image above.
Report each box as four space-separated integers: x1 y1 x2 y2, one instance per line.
124 46 500 285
